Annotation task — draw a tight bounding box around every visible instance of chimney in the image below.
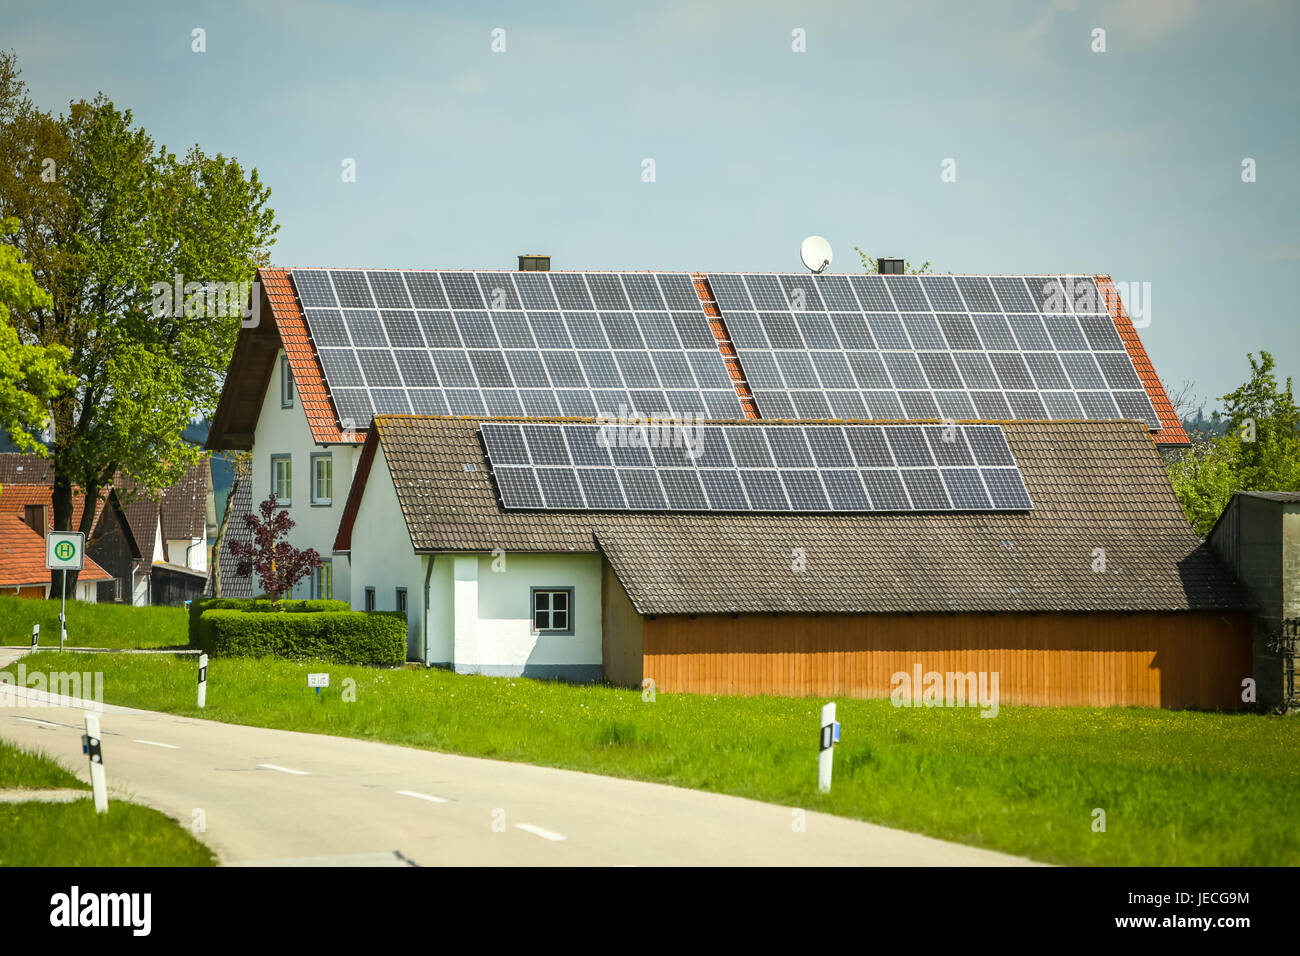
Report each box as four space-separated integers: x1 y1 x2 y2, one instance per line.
24 503 47 537
878 257 905 275
518 254 551 272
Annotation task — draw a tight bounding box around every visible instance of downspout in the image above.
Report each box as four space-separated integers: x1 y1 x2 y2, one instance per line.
422 554 436 666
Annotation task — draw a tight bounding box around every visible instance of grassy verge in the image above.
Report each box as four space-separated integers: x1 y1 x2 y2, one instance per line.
0 595 188 649
25 650 1300 866
0 738 215 866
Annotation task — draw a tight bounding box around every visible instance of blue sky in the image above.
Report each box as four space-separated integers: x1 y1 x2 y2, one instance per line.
3 0 1296 409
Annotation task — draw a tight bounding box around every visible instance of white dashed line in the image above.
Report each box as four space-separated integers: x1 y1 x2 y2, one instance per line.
258 763 309 775
16 717 61 729
396 790 449 804
134 739 180 750
515 823 566 842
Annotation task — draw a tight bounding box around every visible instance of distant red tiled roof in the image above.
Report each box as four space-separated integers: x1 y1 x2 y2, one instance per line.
0 485 105 531
262 268 356 445
0 515 112 587
1096 275 1188 445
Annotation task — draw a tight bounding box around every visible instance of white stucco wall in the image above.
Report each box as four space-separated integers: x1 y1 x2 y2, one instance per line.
166 537 207 573
424 550 603 679
347 443 424 657
250 350 360 602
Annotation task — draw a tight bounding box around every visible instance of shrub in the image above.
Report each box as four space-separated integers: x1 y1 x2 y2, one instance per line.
188 597 351 645
196 609 406 666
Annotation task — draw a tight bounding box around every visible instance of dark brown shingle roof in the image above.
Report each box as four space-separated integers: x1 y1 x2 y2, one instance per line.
206 476 255 598
354 416 1248 615
159 461 211 540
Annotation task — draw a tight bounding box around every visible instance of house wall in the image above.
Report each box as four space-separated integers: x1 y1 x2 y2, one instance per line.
423 550 603 679
640 611 1254 709
347 443 423 657
88 506 134 603
602 559 643 687
252 349 358 602
166 537 207 573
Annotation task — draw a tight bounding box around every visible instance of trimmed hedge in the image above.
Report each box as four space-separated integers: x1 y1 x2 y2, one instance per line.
195 609 406 666
188 597 351 646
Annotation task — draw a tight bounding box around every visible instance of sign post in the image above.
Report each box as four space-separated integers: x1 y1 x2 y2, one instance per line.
45 532 84 651
197 654 208 709
31 624 39 649
818 702 840 794
81 713 108 814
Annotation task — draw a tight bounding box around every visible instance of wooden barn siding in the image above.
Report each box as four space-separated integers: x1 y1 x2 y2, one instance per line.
640 612 1253 709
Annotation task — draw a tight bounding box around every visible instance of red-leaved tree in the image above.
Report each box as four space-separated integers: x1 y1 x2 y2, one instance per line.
228 494 323 600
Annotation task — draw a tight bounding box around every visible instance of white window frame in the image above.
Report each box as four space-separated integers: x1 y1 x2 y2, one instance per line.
364 587 376 612
395 587 407 617
310 453 333 506
531 587 574 636
281 354 295 408
313 560 333 600
271 454 292 506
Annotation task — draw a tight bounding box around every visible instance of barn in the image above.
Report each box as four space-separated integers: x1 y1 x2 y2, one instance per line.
207 264 1253 707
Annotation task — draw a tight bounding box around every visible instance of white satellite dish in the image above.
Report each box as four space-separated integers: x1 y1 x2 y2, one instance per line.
800 235 833 274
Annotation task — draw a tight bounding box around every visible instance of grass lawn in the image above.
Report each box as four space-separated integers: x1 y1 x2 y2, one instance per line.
0 595 188 649
0 739 215 866
23 649 1300 866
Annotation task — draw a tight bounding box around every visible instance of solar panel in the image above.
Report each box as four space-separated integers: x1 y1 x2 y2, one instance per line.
294 270 741 426
481 422 1031 513
704 272 1159 430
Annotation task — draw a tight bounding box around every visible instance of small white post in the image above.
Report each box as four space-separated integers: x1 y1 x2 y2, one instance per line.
60 569 67 650
197 653 208 709
31 623 39 649
83 713 108 814
818 702 837 794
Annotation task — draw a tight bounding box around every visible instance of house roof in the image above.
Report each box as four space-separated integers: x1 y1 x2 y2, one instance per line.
159 461 212 540
343 415 1246 615
1234 491 1300 503
205 476 255 598
0 515 113 587
205 268 1191 452
0 484 106 532
0 453 53 486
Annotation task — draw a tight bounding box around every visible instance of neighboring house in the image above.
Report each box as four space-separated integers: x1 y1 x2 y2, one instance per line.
0 514 113 601
205 263 1260 707
1207 491 1300 711
0 454 214 605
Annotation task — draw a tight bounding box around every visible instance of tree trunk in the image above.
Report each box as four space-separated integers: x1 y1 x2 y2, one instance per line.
49 460 78 596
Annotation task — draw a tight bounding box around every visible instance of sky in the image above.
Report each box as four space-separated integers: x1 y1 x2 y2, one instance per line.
2 0 1297 411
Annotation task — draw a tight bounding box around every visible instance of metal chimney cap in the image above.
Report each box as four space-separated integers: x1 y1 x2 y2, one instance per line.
517 254 551 271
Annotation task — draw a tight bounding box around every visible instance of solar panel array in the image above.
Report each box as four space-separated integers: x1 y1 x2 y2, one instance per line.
705 273 1160 429
480 422 1033 513
290 270 746 427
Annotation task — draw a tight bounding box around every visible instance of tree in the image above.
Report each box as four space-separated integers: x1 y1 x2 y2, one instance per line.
228 494 323 600
0 216 74 488
854 247 931 274
0 51 277 594
1168 351 1300 535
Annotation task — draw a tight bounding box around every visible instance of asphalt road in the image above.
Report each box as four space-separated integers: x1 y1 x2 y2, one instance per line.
0 662 1036 867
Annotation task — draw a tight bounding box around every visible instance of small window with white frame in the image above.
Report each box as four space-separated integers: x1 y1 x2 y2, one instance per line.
395 587 407 617
310 453 333 505
313 560 332 600
271 455 292 506
281 354 295 408
364 587 375 612
531 588 573 635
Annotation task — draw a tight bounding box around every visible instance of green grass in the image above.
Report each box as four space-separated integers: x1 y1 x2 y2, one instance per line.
0 595 188 648
23 650 1300 866
0 738 87 790
0 802 216 866
0 738 215 866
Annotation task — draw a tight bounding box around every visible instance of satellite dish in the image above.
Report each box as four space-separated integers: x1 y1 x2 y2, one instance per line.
800 235 833 274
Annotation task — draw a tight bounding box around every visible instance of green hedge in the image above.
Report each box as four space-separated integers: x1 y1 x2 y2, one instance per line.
188 597 351 645
196 609 406 666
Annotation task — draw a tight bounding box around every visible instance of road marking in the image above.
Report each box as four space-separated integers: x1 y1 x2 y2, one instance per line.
16 716 61 729
516 823 566 842
396 789 449 804
258 763 309 775
134 739 180 750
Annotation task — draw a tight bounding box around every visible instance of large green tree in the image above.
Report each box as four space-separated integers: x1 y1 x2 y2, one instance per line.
0 51 277 592
1168 351 1300 535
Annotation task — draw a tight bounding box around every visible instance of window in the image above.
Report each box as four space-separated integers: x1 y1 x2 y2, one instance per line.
531 588 573 635
364 587 376 612
281 354 295 407
271 455 292 506
311 454 333 505
313 560 333 600
395 587 407 617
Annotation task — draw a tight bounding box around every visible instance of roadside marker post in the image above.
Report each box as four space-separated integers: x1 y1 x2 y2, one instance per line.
308 673 329 696
44 531 84 652
82 713 108 814
818 702 840 794
197 653 208 709
31 624 38 649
